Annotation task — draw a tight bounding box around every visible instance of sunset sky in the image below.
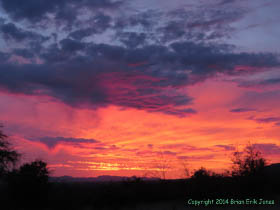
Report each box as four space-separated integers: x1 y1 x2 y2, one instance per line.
0 0 279 179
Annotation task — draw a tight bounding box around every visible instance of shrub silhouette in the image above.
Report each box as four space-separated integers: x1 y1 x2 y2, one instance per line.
191 167 211 179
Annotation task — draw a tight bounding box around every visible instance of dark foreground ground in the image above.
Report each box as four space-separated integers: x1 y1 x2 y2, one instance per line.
1 171 280 210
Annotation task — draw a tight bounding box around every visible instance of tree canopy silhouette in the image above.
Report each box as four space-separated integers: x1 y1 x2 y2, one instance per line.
18 160 50 184
231 143 267 177
0 125 20 177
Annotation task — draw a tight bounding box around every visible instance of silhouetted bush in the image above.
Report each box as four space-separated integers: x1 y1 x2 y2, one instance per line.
191 167 211 179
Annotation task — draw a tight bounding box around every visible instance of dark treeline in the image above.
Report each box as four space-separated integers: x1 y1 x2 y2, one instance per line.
1 125 280 210
0 125 50 209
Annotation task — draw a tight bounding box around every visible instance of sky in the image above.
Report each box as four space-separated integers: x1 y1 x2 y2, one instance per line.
0 0 279 179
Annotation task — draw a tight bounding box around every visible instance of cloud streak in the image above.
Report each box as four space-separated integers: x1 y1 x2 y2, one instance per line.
253 117 280 124
230 108 256 113
253 144 280 155
215 145 235 151
32 136 99 149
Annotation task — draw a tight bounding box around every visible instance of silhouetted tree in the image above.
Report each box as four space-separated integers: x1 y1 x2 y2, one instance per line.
0 125 52 208
10 160 50 208
231 143 267 177
0 125 20 177
180 160 190 178
18 160 50 184
155 151 170 180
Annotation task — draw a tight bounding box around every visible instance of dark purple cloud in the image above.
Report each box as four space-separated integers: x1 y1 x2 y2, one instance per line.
59 38 86 52
0 0 122 25
0 0 247 42
238 77 280 89
92 146 110 150
159 151 177 156
114 5 246 44
114 10 160 31
160 6 246 43
117 32 147 49
147 144 153 149
0 21 49 43
0 0 279 117
13 48 35 59
248 116 280 127
136 150 177 157
69 13 112 39
254 117 280 123
230 108 256 113
161 144 211 151
215 145 235 151
237 91 280 108
32 136 99 149
177 154 215 160
253 144 280 155
0 40 279 116
0 51 10 62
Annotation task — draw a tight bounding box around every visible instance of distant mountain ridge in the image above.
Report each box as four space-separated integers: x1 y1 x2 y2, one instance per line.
50 163 280 183
49 175 160 183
